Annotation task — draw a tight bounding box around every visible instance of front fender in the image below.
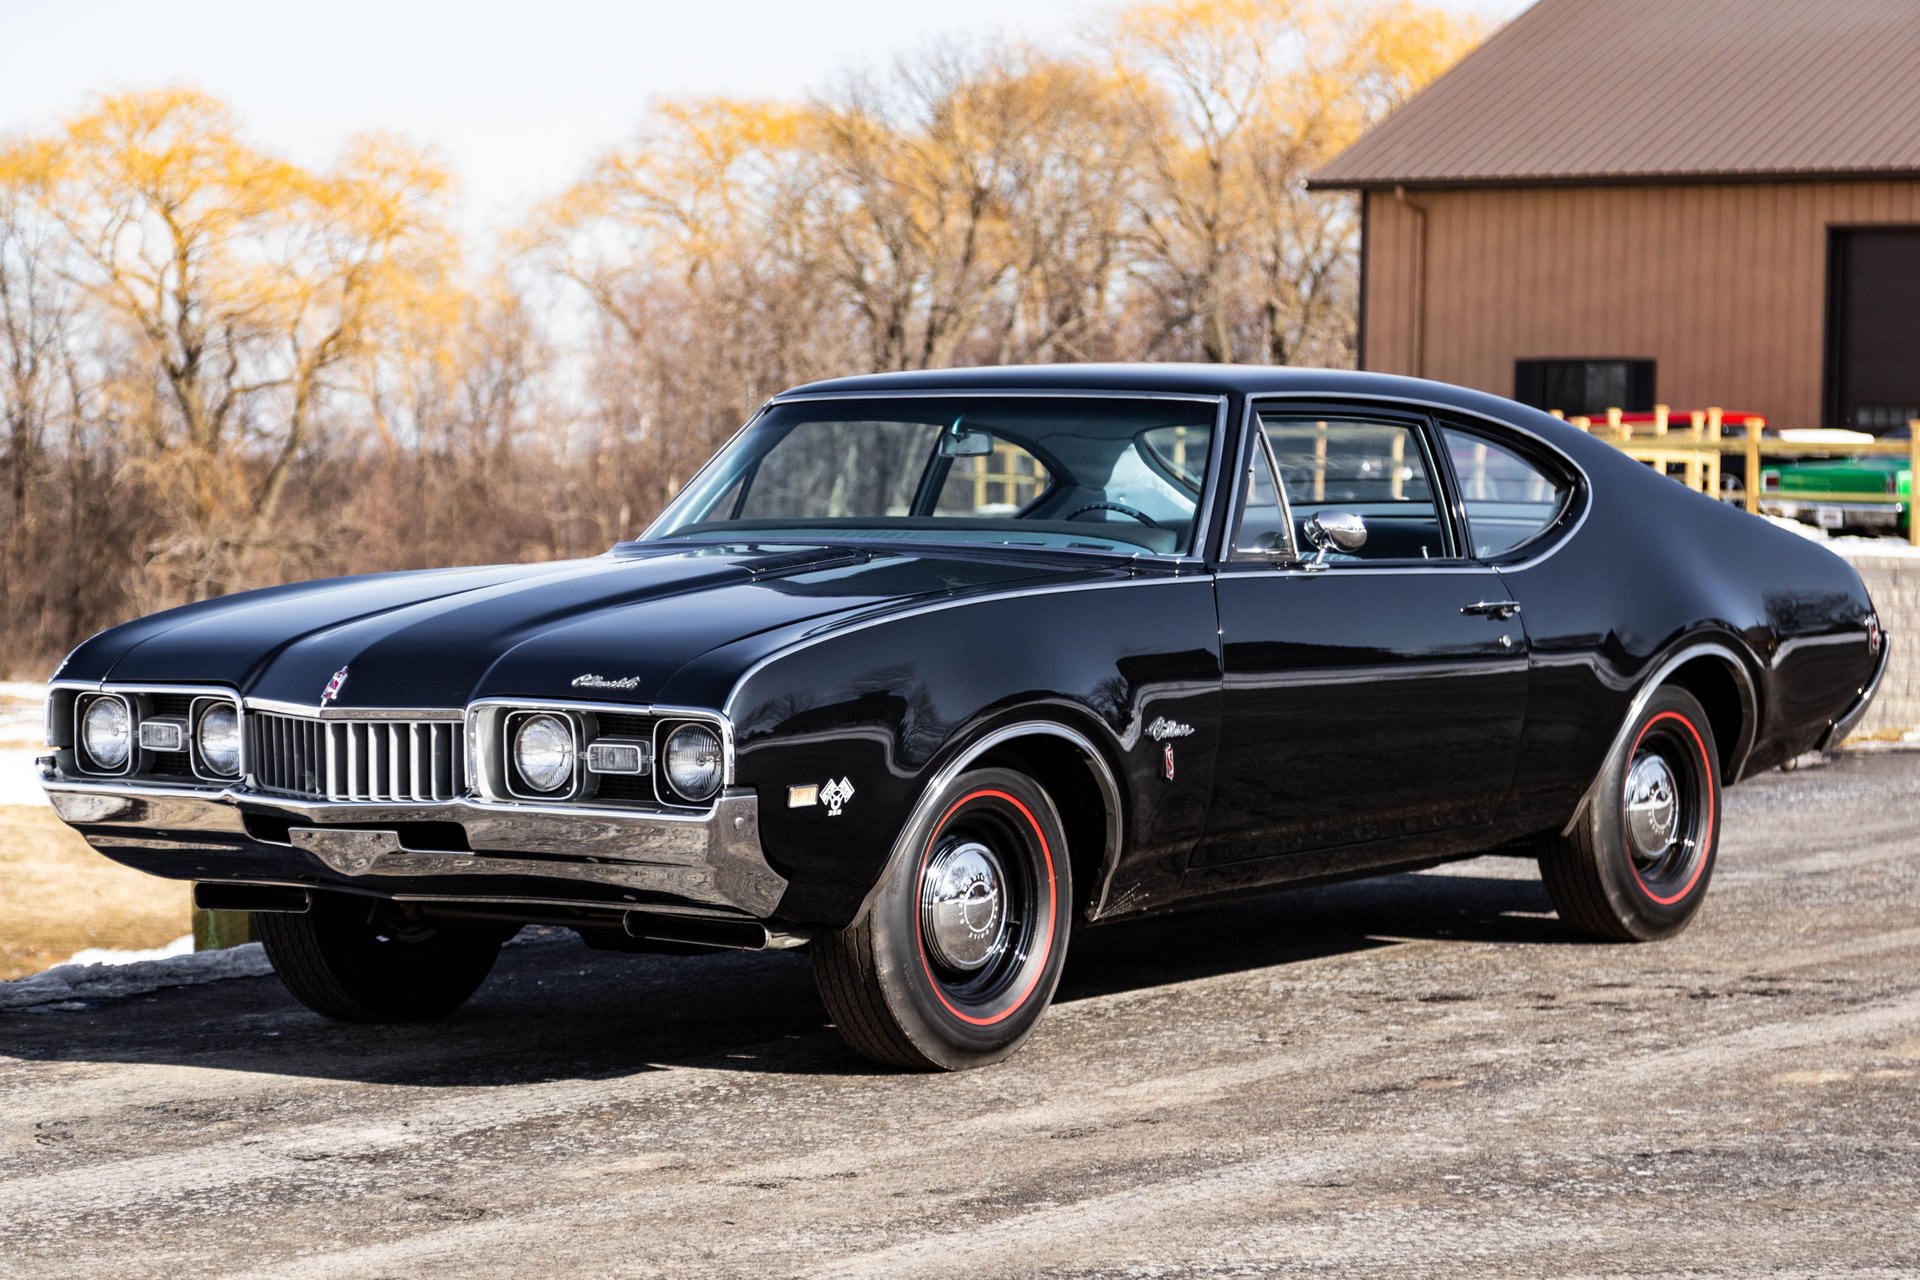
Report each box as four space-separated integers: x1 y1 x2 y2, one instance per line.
702 576 1224 926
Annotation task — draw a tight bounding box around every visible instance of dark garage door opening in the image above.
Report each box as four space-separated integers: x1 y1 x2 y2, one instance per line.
1827 227 1920 432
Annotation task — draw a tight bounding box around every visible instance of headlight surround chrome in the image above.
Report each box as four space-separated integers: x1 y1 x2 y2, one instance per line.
79 695 132 772
662 722 724 803
512 712 576 794
195 701 241 778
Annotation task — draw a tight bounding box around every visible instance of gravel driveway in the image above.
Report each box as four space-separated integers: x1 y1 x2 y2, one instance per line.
3 751 1917 1278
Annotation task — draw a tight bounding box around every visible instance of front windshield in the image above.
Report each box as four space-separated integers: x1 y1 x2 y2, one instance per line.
646 395 1218 555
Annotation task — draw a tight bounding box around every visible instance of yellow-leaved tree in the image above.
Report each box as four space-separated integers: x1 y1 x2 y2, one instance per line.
13 89 460 598
1111 0 1479 364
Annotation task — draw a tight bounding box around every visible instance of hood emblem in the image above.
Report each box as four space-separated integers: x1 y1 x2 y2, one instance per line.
320 666 349 707
820 776 856 817
572 674 643 691
1147 717 1194 742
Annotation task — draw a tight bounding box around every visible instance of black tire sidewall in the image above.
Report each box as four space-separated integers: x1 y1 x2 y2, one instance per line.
865 767 1073 1069
1587 687 1722 938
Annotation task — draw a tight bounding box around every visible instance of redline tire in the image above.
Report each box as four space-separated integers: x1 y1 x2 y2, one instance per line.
812 767 1073 1070
1540 686 1722 942
257 893 508 1022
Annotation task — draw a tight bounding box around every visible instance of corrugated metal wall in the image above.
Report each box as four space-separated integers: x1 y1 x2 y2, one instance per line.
1363 181 1920 426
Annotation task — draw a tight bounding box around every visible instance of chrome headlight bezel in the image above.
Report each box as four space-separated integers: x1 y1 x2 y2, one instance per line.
192 697 243 780
660 721 725 805
77 693 133 774
506 710 580 799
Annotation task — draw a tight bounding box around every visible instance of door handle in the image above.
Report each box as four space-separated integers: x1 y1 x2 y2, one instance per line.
1461 599 1521 620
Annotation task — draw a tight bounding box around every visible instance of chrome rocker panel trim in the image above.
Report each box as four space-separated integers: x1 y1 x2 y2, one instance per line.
40 776 788 919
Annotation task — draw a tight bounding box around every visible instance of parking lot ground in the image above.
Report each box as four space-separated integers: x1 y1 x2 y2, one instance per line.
2 750 1918 1278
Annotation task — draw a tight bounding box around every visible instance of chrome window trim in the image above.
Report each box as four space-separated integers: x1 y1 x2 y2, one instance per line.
643 389 1232 562
1221 392 1594 574
1239 405 1459 563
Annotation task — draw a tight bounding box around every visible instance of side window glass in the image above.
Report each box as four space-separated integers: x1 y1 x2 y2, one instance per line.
1230 436 1293 561
934 439 1052 516
1261 415 1448 562
1443 427 1571 557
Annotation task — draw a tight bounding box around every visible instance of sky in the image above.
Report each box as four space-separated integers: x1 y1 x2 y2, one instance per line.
0 0 1532 235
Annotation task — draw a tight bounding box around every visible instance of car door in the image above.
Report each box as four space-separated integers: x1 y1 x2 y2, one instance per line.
1193 404 1530 868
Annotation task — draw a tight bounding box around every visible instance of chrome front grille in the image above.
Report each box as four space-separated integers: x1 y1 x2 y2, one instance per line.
247 711 466 803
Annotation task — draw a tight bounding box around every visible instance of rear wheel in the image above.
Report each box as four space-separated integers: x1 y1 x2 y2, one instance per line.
257 892 510 1022
1540 686 1721 941
812 767 1072 1070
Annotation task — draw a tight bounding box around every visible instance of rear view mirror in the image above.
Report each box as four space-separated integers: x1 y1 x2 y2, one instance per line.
940 419 995 458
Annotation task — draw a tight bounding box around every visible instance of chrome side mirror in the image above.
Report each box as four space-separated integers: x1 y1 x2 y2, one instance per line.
1302 510 1366 568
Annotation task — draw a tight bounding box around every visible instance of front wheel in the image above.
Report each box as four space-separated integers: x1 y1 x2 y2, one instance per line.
1539 685 1721 941
812 767 1072 1070
257 892 510 1022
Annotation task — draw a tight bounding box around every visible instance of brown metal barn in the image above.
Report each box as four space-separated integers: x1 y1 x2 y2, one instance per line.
1311 0 1920 431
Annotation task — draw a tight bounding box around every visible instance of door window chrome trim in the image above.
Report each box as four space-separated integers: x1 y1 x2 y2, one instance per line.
645 390 1232 563
1222 392 1593 574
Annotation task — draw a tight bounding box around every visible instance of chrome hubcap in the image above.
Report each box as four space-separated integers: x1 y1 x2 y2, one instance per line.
1624 754 1681 862
920 841 1009 972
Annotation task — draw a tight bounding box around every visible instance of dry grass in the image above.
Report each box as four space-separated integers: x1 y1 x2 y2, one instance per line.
0 806 190 981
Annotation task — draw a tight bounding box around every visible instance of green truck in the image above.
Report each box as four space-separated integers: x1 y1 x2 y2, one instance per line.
1759 429 1913 537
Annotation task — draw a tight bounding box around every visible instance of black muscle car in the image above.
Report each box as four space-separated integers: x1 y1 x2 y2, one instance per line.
38 366 1888 1069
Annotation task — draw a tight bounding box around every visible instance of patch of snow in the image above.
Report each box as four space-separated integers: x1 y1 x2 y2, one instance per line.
1760 515 1920 558
0 747 49 806
0 942 272 1011
64 933 194 967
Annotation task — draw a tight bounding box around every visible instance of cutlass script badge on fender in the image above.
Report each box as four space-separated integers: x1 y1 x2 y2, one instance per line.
1147 716 1195 741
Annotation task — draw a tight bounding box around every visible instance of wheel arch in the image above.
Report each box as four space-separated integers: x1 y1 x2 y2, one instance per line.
1562 637 1759 836
858 715 1128 928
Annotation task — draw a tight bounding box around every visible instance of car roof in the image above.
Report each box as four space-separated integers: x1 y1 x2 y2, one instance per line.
781 364 1542 422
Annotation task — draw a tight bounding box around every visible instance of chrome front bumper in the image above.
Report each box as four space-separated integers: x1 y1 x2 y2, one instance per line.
39 769 788 919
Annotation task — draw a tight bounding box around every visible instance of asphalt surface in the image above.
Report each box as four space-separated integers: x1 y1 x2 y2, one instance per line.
3 751 1918 1278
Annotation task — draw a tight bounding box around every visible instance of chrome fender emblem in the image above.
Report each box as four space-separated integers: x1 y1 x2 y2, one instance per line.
1147 716 1194 742
820 776 856 817
572 674 642 690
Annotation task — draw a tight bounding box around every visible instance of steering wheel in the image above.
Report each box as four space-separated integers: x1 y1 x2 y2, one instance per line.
1065 501 1162 529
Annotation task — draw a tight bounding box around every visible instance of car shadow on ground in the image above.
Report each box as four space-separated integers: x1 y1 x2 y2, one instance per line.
2 867 1562 1087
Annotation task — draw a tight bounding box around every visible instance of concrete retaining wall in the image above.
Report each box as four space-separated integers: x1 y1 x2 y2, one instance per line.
1843 554 1919 739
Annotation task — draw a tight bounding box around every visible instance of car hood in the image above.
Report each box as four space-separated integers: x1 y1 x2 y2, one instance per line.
66 543 1083 711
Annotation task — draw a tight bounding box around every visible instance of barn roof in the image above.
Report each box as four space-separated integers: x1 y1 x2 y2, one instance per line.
1311 0 1920 189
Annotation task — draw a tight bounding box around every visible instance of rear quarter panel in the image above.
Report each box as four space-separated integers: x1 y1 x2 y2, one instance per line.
1493 418 1877 831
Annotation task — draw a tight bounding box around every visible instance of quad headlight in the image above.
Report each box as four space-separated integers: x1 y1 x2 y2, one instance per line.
513 713 576 794
662 723 724 803
80 695 132 771
196 702 241 777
